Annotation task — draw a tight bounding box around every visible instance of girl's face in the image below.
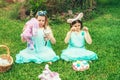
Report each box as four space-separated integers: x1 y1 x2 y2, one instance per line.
37 16 46 27
72 22 81 32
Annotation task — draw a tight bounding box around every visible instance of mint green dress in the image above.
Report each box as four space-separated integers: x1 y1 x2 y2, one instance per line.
16 28 59 63
61 31 98 61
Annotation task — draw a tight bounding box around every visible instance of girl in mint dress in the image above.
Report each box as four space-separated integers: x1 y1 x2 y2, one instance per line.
61 20 98 61
15 11 59 64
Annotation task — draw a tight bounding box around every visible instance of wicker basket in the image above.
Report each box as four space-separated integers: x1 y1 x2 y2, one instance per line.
0 45 13 72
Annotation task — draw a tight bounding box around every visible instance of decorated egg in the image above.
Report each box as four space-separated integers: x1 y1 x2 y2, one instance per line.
72 60 89 71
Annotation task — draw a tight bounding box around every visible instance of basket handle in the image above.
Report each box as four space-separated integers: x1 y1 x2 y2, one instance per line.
0 45 10 56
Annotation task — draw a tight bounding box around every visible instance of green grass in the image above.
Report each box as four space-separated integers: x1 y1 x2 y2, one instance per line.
0 3 120 80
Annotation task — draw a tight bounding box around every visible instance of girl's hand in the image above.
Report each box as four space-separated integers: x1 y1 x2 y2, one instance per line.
70 27 76 32
44 33 51 40
83 26 88 32
44 28 51 40
21 37 26 42
45 32 56 44
43 27 56 44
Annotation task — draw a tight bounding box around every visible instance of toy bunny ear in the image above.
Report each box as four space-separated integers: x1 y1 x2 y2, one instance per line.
67 12 84 23
45 64 49 69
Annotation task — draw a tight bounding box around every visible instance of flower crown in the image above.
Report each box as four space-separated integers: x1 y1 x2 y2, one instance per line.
37 11 47 16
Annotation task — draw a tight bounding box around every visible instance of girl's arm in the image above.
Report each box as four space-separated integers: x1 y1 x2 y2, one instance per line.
83 27 92 44
46 27 56 44
49 32 56 44
64 31 72 44
64 27 76 44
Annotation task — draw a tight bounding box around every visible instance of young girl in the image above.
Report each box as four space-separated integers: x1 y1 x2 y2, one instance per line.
16 11 59 64
61 13 98 61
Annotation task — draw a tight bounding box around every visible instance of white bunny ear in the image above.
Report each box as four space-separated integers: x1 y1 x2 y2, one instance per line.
67 19 73 23
67 12 84 23
77 12 83 20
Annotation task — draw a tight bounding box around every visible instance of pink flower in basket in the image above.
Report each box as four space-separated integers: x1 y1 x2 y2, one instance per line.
38 64 61 80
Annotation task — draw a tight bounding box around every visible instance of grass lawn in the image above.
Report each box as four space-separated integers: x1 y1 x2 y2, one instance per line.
0 2 120 80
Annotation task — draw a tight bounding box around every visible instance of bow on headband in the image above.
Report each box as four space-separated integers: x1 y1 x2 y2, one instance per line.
67 12 83 23
38 11 47 16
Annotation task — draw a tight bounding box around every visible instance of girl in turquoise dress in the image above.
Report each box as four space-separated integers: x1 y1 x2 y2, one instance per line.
15 11 59 64
61 19 98 61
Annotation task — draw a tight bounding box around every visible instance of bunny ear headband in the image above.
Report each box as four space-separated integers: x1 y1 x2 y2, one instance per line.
67 12 83 23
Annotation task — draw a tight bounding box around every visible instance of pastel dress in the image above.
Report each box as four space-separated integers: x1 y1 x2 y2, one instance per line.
61 31 98 61
16 28 59 63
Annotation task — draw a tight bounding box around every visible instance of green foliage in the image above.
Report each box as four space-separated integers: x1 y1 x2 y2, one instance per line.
0 2 120 80
28 0 46 15
0 0 8 8
21 0 96 17
10 3 22 19
97 0 120 6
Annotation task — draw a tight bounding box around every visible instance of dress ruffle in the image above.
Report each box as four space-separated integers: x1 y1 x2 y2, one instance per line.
16 28 59 63
61 31 98 61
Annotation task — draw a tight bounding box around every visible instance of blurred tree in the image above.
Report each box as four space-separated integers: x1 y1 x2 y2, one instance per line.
18 0 96 20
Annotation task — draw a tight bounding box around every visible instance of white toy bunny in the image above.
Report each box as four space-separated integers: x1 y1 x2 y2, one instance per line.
38 64 61 80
